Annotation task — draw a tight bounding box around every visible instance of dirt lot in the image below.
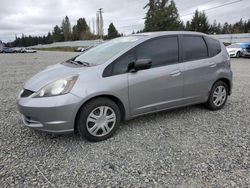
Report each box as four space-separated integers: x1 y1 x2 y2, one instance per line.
0 51 250 187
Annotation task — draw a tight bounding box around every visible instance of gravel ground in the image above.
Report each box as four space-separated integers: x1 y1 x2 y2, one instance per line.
0 51 250 187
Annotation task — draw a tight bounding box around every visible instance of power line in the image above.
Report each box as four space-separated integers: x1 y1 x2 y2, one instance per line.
180 0 243 17
109 0 244 30
179 0 217 11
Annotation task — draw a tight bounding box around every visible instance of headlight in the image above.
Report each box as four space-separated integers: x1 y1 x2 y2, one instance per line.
33 75 78 97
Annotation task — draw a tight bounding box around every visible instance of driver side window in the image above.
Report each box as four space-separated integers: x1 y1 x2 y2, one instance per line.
103 51 136 77
112 52 136 75
103 35 179 77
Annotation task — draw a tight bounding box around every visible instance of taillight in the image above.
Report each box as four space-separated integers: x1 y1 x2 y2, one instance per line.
226 56 231 68
223 52 231 68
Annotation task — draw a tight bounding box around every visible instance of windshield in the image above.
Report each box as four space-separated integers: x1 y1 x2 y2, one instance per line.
75 36 144 65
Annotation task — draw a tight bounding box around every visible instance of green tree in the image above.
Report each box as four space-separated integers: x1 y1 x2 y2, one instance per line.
46 32 53 44
72 18 90 40
222 22 230 34
190 10 209 33
209 20 222 34
61 16 71 41
232 19 245 33
52 25 64 42
107 23 120 39
144 0 183 32
185 21 191 31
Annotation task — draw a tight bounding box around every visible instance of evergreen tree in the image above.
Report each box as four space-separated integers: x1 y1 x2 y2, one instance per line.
222 22 229 34
185 21 191 31
52 25 64 42
144 0 182 32
72 18 90 40
61 16 71 41
46 32 53 44
190 10 209 33
107 23 120 39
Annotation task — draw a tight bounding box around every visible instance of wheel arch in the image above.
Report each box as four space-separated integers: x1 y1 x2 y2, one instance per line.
213 78 232 95
74 94 126 132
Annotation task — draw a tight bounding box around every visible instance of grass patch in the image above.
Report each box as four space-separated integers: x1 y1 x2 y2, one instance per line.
36 47 77 52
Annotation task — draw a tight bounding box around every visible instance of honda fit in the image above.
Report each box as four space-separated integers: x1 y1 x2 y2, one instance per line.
17 31 233 142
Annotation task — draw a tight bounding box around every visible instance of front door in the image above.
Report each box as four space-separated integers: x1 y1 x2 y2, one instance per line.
128 35 184 116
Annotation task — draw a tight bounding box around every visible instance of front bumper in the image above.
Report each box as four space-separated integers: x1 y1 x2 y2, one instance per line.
228 52 237 57
17 92 83 134
241 51 250 57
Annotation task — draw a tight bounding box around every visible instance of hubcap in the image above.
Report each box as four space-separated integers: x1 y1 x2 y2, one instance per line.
86 106 116 137
213 85 227 107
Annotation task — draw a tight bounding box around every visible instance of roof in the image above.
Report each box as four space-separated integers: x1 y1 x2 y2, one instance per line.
132 31 207 37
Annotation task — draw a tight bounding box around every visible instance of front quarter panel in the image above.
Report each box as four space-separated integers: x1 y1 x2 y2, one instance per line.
70 69 130 120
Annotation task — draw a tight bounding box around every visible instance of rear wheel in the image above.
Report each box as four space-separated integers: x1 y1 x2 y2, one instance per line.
206 81 229 110
77 98 121 142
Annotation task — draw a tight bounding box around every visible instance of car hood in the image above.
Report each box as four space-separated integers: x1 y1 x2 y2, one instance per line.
226 47 241 51
24 63 97 91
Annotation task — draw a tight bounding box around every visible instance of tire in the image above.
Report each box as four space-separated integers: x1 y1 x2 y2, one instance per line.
206 81 229 111
77 97 121 142
236 51 240 58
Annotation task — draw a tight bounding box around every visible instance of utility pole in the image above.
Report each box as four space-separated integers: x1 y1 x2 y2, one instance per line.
96 8 104 38
96 12 100 36
99 8 104 37
92 17 96 35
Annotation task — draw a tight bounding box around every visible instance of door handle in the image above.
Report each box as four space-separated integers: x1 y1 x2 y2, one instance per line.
209 62 216 68
170 70 181 77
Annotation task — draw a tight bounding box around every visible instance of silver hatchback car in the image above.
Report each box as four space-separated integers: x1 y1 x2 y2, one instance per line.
17 31 233 142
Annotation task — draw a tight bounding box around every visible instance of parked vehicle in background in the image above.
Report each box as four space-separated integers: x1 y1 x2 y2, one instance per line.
82 46 93 52
17 31 233 142
226 43 248 58
21 48 37 53
1 47 15 53
13 47 22 53
75 47 85 52
223 42 231 46
0 40 4 52
241 44 250 57
75 46 93 52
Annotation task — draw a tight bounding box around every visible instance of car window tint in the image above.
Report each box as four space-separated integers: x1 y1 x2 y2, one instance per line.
135 36 179 67
112 52 136 75
205 37 221 57
183 35 208 61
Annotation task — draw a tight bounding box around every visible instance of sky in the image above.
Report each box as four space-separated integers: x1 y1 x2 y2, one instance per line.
0 0 249 42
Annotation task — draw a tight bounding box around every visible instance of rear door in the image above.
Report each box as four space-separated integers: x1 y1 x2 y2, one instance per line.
181 35 217 104
128 35 184 116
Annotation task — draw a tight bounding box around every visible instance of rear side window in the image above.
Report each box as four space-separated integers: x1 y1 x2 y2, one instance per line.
205 37 221 57
135 36 179 67
182 35 208 61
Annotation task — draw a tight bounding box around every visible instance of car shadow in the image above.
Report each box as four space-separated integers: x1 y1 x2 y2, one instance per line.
30 103 208 143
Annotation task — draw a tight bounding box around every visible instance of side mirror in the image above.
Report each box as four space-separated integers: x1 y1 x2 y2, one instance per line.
129 59 152 72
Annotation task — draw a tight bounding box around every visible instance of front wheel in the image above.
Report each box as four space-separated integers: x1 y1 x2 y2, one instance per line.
236 51 241 58
206 81 229 110
77 98 121 142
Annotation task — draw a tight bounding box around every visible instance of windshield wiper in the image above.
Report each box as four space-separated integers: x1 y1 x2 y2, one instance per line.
74 61 90 66
67 60 90 66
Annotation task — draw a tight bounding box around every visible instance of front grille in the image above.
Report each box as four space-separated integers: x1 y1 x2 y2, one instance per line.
21 89 34 98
